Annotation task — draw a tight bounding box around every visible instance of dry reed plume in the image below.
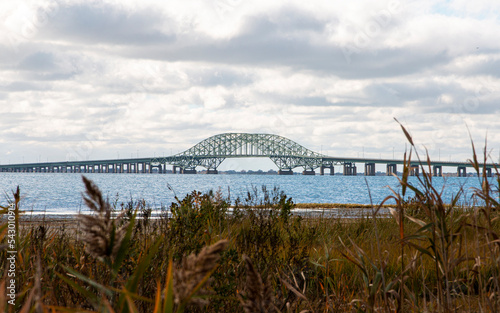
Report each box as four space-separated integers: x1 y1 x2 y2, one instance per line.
239 254 277 313
79 175 129 260
173 239 229 307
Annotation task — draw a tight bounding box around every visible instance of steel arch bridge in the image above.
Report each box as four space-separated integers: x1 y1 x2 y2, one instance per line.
164 133 335 172
1 132 497 177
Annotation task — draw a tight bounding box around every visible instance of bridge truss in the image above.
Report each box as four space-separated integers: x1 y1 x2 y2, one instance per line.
162 133 337 171
1 132 496 176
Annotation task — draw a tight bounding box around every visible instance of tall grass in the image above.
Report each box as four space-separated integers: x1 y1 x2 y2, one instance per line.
1 125 499 312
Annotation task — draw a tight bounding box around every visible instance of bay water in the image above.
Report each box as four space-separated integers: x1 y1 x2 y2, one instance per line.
0 173 494 217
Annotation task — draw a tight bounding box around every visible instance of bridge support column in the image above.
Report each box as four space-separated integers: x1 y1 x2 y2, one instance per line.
457 166 467 177
410 165 419 176
343 163 357 176
320 166 324 176
181 168 197 174
433 165 442 177
485 168 492 177
278 169 293 175
302 170 315 175
172 165 177 174
386 164 397 176
330 165 335 175
364 163 376 176
206 169 218 174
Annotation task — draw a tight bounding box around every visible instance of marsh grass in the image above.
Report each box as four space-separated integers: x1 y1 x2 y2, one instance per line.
1 125 500 312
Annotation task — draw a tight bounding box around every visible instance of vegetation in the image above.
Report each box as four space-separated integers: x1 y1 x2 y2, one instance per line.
1 123 500 312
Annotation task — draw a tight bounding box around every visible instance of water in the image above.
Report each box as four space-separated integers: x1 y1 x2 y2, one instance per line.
0 173 495 216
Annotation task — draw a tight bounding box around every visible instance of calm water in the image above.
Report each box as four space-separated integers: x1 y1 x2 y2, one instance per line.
0 173 494 216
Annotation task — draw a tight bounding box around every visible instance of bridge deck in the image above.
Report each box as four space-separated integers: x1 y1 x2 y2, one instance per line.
0 155 495 171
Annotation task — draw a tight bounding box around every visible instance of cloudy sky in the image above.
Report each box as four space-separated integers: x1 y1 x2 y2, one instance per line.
1 0 499 171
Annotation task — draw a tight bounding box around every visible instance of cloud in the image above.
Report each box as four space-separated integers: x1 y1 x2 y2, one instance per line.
0 0 499 166
39 2 174 45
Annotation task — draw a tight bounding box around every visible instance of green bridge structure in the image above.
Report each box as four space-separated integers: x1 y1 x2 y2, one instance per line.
0 133 497 177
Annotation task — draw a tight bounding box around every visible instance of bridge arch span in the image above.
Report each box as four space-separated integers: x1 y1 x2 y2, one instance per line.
170 133 329 172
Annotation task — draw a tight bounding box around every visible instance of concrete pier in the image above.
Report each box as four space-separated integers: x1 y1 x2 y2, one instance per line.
364 163 375 176
181 168 197 174
278 169 293 175
302 170 315 175
485 168 493 177
410 165 419 176
320 166 334 175
343 162 357 176
386 164 397 176
206 169 218 174
457 166 467 177
433 165 442 177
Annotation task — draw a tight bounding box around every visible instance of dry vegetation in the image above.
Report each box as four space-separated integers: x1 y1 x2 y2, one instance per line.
1 124 500 312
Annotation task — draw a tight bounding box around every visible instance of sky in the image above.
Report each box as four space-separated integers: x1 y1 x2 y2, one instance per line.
0 0 499 171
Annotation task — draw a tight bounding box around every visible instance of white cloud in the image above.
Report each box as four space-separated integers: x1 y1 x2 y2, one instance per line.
0 0 499 166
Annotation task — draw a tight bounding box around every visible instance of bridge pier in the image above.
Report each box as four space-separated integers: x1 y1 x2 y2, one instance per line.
319 166 335 175
181 168 197 174
410 165 419 176
433 165 442 177
457 166 467 177
386 164 397 176
364 163 376 176
485 167 493 177
206 169 218 174
302 170 315 175
343 162 357 176
278 169 294 175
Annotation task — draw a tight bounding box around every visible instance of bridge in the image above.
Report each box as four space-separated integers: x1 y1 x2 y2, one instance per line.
0 133 497 177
